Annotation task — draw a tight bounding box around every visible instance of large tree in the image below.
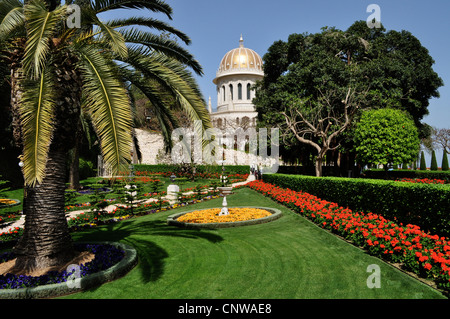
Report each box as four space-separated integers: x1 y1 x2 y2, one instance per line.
254 21 443 176
0 0 212 273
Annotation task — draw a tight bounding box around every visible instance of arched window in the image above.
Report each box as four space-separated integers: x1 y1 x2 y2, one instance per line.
247 83 251 100
222 86 226 101
238 83 242 100
229 84 233 100
236 117 240 125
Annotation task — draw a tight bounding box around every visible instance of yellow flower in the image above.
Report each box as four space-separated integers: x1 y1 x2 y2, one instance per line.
0 199 15 205
177 208 271 224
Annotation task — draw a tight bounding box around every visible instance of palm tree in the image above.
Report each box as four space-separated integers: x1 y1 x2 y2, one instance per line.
0 0 212 273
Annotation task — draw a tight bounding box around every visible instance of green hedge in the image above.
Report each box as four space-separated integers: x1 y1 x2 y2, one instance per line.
133 164 250 175
276 165 342 176
362 169 450 182
263 174 450 237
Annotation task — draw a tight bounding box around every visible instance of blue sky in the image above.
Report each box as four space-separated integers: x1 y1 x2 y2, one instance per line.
109 0 450 165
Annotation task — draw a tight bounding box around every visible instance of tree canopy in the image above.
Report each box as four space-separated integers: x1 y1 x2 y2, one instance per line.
254 21 443 172
353 108 420 168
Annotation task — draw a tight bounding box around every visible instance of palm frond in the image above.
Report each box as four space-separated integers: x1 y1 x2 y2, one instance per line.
94 19 128 58
22 0 65 78
106 16 191 45
94 0 173 19
19 63 56 185
119 48 212 150
0 0 24 42
0 0 22 20
120 28 203 75
76 43 133 175
120 65 180 150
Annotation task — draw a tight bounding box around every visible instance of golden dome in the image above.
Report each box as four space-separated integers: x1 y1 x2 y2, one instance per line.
215 36 263 81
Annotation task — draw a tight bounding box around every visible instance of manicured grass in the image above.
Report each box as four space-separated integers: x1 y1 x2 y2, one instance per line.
61 187 447 299
0 188 23 215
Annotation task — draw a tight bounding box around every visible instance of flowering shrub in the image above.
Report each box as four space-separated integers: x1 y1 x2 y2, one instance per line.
396 178 446 184
246 180 450 292
177 208 271 224
0 213 20 225
65 202 92 212
0 227 23 242
0 243 124 289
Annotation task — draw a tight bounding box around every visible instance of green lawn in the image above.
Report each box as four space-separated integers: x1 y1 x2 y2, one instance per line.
61 187 446 299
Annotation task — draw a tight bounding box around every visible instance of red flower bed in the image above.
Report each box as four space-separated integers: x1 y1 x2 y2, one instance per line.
396 178 446 184
246 180 450 293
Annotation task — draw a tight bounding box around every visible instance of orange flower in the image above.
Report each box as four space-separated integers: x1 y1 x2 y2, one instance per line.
177 208 271 224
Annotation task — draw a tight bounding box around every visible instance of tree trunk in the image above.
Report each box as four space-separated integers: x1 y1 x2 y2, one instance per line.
12 145 76 275
8 40 82 275
315 155 323 177
69 138 81 190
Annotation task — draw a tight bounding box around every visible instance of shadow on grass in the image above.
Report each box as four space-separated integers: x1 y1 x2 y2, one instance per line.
73 216 224 291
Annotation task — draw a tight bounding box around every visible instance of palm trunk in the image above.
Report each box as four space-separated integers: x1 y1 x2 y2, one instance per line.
12 145 75 274
69 137 81 190
9 43 81 274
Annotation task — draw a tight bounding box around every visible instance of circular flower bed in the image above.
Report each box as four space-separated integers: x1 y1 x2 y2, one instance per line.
0 199 20 208
168 206 282 229
177 207 272 224
0 241 137 299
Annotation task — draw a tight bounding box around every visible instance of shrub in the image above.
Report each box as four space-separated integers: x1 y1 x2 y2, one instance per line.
420 151 427 170
362 169 450 182
263 174 450 237
442 151 449 171
431 150 438 171
79 158 95 180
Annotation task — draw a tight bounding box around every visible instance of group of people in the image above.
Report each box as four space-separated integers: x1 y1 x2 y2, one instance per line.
250 163 263 180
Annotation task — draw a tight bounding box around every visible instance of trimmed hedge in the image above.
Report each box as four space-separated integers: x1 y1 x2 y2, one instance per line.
263 174 450 237
362 169 450 182
276 165 342 176
133 164 250 175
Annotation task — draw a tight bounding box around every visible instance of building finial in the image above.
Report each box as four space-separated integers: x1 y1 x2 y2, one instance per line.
239 34 244 48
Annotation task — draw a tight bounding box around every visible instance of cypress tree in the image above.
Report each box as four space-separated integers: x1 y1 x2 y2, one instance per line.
442 151 449 171
430 150 438 170
419 151 427 170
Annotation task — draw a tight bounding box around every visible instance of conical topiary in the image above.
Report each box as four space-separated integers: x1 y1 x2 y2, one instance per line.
442 151 449 171
430 150 438 171
419 151 427 170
